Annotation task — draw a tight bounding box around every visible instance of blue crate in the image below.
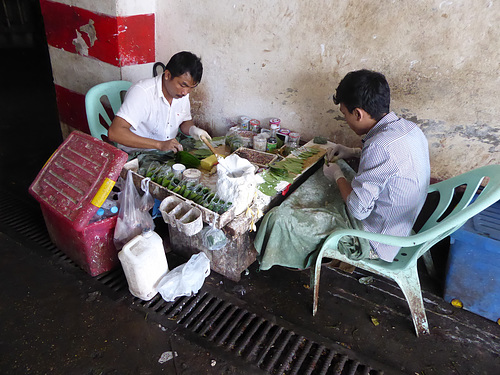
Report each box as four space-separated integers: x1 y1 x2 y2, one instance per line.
444 197 500 323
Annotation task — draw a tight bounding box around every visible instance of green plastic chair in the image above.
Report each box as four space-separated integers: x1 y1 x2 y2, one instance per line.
85 80 132 142
311 164 500 336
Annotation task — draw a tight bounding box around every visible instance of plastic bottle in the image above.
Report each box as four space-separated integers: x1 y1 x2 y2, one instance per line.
118 230 170 301
89 208 105 224
266 124 278 153
101 198 118 216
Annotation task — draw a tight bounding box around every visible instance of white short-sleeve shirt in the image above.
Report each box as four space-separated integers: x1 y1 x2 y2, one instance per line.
116 74 192 144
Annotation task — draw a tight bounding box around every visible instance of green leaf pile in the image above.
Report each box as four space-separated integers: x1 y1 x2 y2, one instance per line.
257 148 321 196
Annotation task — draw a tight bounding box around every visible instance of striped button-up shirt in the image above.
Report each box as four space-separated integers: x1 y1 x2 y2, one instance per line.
346 112 430 261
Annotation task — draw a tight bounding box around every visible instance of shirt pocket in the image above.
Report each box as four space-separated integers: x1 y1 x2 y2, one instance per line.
175 110 189 126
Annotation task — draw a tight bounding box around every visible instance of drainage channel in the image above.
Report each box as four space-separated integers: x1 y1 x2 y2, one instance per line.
0 191 385 375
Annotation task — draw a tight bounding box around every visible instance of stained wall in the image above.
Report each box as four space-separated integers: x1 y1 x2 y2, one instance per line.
156 0 500 180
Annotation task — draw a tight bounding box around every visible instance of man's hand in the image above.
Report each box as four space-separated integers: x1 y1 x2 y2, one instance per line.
189 126 212 141
323 162 345 182
158 139 183 153
326 143 361 162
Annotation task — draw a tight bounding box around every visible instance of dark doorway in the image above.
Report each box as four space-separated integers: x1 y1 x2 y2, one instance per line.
0 0 62 200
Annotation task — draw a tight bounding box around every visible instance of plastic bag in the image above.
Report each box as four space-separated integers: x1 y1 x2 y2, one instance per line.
157 252 210 302
113 170 155 250
202 217 227 250
216 154 258 215
140 178 155 212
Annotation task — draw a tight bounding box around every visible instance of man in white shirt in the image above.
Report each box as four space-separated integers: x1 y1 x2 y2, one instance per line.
324 69 430 261
109 51 211 153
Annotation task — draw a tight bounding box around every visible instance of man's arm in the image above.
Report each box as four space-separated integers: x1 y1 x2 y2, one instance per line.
179 119 195 136
336 177 353 202
108 116 183 152
323 162 353 202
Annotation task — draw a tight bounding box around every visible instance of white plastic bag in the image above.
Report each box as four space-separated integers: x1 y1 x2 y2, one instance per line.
113 170 155 250
216 154 258 215
157 252 210 302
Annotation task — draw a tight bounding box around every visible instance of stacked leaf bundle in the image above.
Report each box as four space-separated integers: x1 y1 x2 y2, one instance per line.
258 147 321 196
142 160 231 215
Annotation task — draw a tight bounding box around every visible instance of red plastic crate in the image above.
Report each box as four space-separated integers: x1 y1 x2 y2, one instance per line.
29 131 128 276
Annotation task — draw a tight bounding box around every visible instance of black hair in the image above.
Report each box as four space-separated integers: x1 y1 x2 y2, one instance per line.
333 69 390 121
165 51 203 84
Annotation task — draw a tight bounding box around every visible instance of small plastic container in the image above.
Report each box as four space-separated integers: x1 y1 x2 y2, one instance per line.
118 230 169 301
183 168 201 184
249 119 261 133
172 163 186 179
252 134 267 152
239 115 251 130
269 118 281 130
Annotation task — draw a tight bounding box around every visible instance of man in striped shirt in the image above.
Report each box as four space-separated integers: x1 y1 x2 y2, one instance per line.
323 70 430 262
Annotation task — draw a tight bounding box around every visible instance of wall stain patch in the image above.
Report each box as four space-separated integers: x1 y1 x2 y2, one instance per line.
80 19 97 47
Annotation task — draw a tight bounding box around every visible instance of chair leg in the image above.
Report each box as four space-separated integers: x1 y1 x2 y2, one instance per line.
393 267 430 337
311 257 323 316
422 251 437 279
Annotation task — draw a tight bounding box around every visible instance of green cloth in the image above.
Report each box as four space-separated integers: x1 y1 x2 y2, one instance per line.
254 160 370 270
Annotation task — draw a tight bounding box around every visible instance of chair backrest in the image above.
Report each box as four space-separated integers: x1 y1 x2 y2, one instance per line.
85 80 132 142
412 164 500 259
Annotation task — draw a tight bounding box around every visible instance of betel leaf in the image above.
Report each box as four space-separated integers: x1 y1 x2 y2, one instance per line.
175 151 201 168
192 149 213 159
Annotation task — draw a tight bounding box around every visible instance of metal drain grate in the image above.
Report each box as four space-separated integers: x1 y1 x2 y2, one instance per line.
1 191 384 375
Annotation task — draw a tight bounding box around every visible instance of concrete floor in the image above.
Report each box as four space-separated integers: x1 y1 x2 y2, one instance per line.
1 25 500 375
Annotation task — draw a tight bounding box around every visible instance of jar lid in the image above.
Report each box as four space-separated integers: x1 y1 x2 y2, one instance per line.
172 163 186 172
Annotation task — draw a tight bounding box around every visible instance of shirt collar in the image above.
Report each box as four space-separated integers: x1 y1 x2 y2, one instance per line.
155 74 166 100
363 112 399 142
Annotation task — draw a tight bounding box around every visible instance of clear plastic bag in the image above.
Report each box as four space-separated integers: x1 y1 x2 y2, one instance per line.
140 178 155 212
202 221 227 251
113 170 155 250
157 252 210 302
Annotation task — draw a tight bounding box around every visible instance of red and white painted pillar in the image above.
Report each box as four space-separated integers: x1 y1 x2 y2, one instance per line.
39 0 156 137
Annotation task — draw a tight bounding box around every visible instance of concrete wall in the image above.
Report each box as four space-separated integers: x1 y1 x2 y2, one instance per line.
156 0 499 180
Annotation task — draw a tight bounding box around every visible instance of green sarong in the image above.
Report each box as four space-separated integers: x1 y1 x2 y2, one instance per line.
254 160 370 270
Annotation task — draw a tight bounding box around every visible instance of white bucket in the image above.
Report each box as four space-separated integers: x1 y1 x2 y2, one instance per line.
118 230 169 301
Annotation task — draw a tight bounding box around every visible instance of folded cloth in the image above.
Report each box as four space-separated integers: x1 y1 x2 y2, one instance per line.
254 159 371 271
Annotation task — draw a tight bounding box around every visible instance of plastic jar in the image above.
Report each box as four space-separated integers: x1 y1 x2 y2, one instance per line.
253 134 267 151
269 118 281 130
183 168 201 184
239 116 251 131
288 132 300 147
249 119 261 133
172 163 186 179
